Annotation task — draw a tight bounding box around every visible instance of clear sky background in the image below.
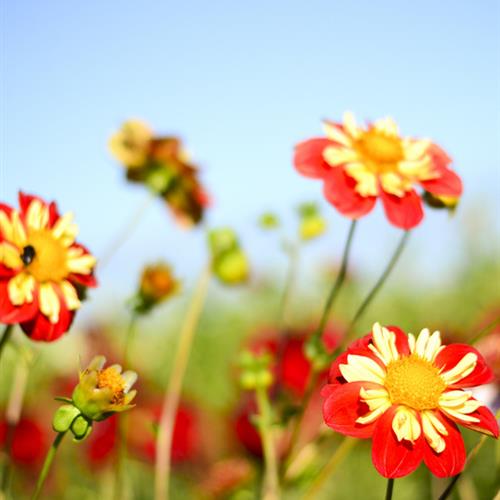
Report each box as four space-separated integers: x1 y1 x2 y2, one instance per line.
1 1 499 301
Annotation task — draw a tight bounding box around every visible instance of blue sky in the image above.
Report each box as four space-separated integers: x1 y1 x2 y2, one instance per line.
2 1 499 297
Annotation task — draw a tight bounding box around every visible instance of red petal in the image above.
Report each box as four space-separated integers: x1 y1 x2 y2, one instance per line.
322 381 384 438
323 168 376 219
20 288 74 342
293 138 334 179
423 411 465 478
386 325 411 356
454 403 499 438
372 405 424 478
427 144 453 169
380 188 424 230
420 144 462 197
0 280 39 324
435 344 494 388
18 192 47 216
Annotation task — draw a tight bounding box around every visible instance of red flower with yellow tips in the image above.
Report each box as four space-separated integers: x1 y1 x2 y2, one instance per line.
0 193 97 341
294 112 463 229
322 323 498 478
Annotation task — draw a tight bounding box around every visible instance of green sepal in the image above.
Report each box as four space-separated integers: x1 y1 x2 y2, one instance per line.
71 415 92 441
53 405 81 433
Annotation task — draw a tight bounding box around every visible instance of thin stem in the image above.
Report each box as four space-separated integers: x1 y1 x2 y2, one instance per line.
438 408 500 500
316 220 357 339
469 315 500 345
283 221 357 469
385 478 395 500
31 432 66 500
154 264 211 500
255 386 280 500
346 230 410 338
100 192 155 269
114 313 138 500
303 437 356 499
277 239 299 331
0 324 13 365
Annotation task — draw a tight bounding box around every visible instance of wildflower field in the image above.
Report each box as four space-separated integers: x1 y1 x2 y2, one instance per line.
1 2 499 500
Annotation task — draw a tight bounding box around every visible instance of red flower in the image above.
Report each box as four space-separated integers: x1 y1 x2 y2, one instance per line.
322 323 498 478
0 417 47 467
0 193 97 341
294 113 463 229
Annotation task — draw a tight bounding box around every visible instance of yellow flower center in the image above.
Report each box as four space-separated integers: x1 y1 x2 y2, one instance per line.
355 130 404 173
385 355 446 410
97 367 125 404
23 230 69 282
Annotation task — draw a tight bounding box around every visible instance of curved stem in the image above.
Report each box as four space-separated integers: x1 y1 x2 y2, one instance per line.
32 432 66 500
469 315 500 345
385 478 395 500
315 220 357 339
283 221 357 470
154 264 211 500
100 192 155 269
303 437 356 499
255 386 280 500
0 324 13 365
346 230 410 338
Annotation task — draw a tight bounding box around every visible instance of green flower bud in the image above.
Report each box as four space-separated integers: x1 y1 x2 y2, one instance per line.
214 249 249 285
422 191 459 212
259 212 280 229
299 215 326 241
208 228 238 255
53 405 81 433
238 351 274 390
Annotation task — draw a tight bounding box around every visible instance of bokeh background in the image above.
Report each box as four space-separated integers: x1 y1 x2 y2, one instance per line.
1 1 500 499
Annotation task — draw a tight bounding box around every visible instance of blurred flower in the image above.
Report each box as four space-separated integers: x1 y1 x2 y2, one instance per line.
258 212 280 230
294 112 463 229
0 417 46 468
108 120 153 169
131 262 180 314
201 457 254 497
322 323 498 479
109 121 209 227
0 192 97 341
297 202 326 241
208 228 250 285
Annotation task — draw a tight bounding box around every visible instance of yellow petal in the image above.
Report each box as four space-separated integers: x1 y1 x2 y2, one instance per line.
440 353 477 385
39 283 61 324
8 273 35 305
26 200 49 231
339 354 386 385
421 411 446 453
323 146 358 166
343 111 361 138
67 251 97 275
391 406 421 443
0 242 22 270
60 280 81 311
369 323 399 365
373 116 399 137
323 122 352 146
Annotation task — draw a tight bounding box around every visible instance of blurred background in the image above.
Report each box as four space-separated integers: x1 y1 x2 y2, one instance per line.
1 1 500 499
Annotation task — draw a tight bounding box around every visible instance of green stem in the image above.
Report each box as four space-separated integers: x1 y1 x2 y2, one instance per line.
0 324 14 365
123 313 138 370
154 264 211 500
303 437 356 499
469 315 500 345
346 230 410 337
283 220 357 472
385 478 395 500
315 220 357 339
32 432 66 500
277 239 299 331
255 386 280 500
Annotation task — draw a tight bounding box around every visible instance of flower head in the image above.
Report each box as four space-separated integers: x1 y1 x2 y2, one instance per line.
294 112 463 229
72 356 137 422
109 121 209 227
0 193 97 341
322 323 498 478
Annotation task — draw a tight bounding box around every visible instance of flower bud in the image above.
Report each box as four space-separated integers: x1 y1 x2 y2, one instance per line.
71 356 137 422
108 120 153 169
258 212 280 230
422 191 459 212
238 351 274 390
298 203 326 241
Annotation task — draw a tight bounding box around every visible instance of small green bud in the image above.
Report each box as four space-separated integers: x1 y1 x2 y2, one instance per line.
53 405 81 433
259 212 280 229
214 249 249 285
299 215 326 241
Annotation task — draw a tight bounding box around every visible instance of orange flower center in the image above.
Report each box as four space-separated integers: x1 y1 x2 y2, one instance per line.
385 355 446 410
97 367 125 404
23 230 69 282
355 130 404 173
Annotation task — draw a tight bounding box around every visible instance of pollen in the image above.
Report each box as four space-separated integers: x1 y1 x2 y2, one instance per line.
24 230 69 282
385 354 446 411
97 367 126 404
355 130 404 172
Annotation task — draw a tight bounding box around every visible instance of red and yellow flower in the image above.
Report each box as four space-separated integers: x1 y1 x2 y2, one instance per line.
294 112 463 229
322 323 498 478
0 193 97 341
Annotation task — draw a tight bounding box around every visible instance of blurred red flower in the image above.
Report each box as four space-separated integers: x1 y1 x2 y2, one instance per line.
0 192 97 341
294 113 462 229
0 417 46 467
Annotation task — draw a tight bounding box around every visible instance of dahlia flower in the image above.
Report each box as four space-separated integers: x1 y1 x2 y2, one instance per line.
0 193 97 341
322 323 498 478
294 112 463 229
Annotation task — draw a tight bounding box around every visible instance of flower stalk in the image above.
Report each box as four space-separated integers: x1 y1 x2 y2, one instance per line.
31 432 66 500
155 263 211 500
385 478 395 500
0 324 13 365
